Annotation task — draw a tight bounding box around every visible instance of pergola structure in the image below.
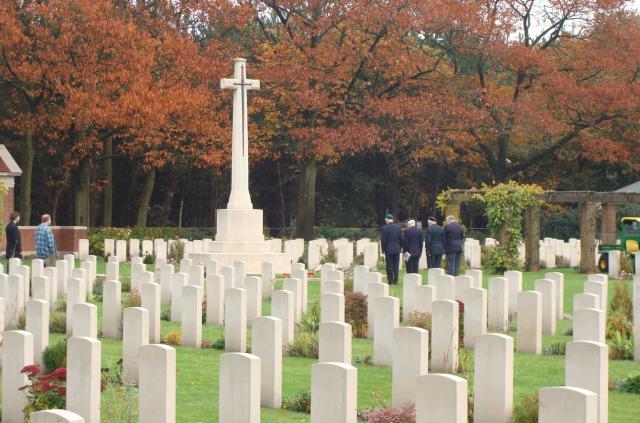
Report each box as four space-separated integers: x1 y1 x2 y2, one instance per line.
444 190 640 273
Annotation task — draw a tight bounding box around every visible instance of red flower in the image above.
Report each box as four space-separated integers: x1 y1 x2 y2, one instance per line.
51 368 67 380
456 300 465 313
56 387 66 396
21 364 41 376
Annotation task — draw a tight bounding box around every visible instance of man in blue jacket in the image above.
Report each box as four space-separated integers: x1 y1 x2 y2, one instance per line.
380 213 403 285
403 219 423 274
425 216 445 269
443 215 464 276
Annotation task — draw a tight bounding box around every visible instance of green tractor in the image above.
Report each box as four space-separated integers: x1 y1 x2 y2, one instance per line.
597 217 640 273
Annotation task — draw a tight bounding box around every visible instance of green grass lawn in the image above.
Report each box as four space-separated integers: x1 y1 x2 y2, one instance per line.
4 259 640 422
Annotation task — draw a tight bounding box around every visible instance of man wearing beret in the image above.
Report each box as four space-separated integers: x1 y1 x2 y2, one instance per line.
381 213 403 285
425 216 445 269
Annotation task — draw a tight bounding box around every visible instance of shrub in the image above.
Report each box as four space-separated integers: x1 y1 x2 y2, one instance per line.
609 282 632 318
353 355 373 366
457 349 473 374
20 365 67 418
513 393 538 423
288 332 319 359
343 276 354 292
202 299 207 324
163 330 182 346
143 253 155 264
123 289 141 309
282 389 311 414
620 254 634 276
607 311 633 340
92 278 104 302
168 239 185 263
54 299 66 312
543 341 566 356
17 311 26 330
609 331 634 360
49 312 67 334
404 311 431 331
42 339 67 374
345 292 368 338
360 404 415 422
298 303 320 334
615 374 640 394
161 305 171 321
212 336 225 350
483 246 522 274
320 244 337 265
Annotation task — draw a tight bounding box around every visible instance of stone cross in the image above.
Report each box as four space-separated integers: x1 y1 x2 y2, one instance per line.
221 58 260 210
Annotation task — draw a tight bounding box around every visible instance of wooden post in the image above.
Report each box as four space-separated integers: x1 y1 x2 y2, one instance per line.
524 207 540 271
580 202 597 273
600 204 617 246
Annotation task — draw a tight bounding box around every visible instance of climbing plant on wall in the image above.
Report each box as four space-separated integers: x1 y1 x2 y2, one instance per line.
480 182 543 272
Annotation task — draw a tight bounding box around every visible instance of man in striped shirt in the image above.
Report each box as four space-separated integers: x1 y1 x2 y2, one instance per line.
35 214 57 266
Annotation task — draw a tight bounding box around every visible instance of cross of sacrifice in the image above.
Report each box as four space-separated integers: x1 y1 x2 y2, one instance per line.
220 58 260 157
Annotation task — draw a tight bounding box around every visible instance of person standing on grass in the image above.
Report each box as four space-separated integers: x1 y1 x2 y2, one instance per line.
443 215 464 276
5 211 22 259
403 219 423 274
425 216 444 269
35 214 57 266
381 213 403 285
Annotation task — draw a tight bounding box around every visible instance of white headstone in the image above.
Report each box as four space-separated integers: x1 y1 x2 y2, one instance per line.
319 321 352 364
573 308 605 344
66 278 86 335
181 285 203 348
225 287 247 352
517 291 542 354
474 333 514 422
416 373 467 423
431 300 459 373
206 273 224 326
311 362 357 423
488 277 509 333
504 270 522 316
272 290 294 347
367 282 388 339
67 337 101 423
546 272 564 319
565 341 608 423
123 307 149 386
103 280 121 339
26 299 49 366
141 283 161 343
403 273 422 320
463 287 487 348
538 386 597 423
219 352 261 423
72 303 97 339
42 267 58 311
221 266 235 290
233 260 247 288
261 261 274 300
170 272 187 322
30 410 85 423
373 296 399 367
392 326 428 407
139 344 176 423
574 292 600 311
2 331 33 422
252 317 282 408
56 259 68 297
535 278 557 335
283 278 302 323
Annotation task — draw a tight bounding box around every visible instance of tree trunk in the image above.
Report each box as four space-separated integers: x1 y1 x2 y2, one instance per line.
136 168 156 227
74 159 91 226
103 135 113 227
294 160 317 241
18 125 33 225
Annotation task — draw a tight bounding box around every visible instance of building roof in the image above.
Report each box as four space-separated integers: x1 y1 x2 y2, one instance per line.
616 181 640 193
0 145 22 176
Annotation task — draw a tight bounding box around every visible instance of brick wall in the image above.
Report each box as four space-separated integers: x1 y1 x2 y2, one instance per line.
5 226 87 256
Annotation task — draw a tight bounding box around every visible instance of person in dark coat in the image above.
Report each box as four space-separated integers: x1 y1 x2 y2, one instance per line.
380 213 403 284
443 215 464 276
425 216 445 269
403 219 423 274
5 211 22 259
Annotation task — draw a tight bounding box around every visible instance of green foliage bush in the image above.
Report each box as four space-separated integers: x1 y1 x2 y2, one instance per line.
282 389 311 414
345 292 367 338
298 304 320 334
168 240 185 263
212 336 225 350
123 289 141 309
288 332 319 359
315 227 380 241
543 341 566 356
483 246 522 274
42 339 67 374
161 305 171 321
615 374 640 394
609 331 634 360
513 393 538 423
49 312 67 334
404 311 431 331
